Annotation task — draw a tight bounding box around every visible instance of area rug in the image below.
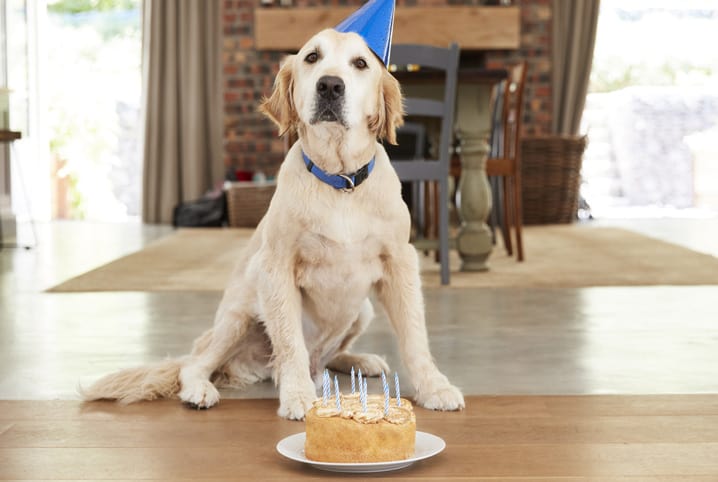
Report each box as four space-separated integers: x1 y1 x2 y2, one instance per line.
47 225 718 292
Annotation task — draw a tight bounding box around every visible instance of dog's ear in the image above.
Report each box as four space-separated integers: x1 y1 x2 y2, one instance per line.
259 55 297 136
370 69 405 145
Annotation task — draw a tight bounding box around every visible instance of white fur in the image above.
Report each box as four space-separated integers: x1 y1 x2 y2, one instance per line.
81 29 464 419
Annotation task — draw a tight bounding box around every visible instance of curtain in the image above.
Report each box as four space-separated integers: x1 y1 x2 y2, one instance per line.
141 0 223 223
552 0 600 135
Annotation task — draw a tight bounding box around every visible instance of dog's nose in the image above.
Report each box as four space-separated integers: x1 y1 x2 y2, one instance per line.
316 76 345 100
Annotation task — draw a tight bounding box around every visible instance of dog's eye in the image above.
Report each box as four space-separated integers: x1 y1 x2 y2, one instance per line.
305 52 319 64
353 57 368 70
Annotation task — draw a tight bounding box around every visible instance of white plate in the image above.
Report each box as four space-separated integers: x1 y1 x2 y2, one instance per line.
276 431 445 473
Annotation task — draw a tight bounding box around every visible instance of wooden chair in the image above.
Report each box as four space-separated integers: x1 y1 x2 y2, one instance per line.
389 43 460 286
389 121 428 236
486 61 527 261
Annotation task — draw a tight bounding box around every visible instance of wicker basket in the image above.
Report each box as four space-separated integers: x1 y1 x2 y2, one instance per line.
520 135 587 224
226 182 277 228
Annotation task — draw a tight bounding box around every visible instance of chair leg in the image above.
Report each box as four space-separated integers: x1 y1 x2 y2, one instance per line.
424 181 436 240
512 174 525 262
501 176 513 257
489 176 501 246
411 182 420 235
435 181 441 263
438 176 450 285
426 181 441 263
421 181 432 256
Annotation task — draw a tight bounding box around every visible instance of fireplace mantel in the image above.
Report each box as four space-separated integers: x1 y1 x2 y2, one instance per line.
255 6 520 51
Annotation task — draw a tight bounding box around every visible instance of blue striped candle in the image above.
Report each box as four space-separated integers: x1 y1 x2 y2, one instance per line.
394 372 401 407
381 371 389 416
334 375 341 411
361 378 368 413
351 366 355 394
357 369 363 396
358 376 364 410
322 369 330 406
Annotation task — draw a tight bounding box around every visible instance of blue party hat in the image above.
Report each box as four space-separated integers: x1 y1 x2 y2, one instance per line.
335 0 395 66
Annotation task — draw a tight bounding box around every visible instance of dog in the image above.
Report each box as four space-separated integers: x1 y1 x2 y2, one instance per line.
82 29 464 419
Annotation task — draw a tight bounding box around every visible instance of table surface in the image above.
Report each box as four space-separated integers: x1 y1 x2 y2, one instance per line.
1 395 716 480
0 130 21 142
393 67 508 85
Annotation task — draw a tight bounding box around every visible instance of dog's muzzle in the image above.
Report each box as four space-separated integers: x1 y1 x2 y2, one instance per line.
311 75 345 124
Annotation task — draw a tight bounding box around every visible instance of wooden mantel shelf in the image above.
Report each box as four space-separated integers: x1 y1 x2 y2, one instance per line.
255 6 520 51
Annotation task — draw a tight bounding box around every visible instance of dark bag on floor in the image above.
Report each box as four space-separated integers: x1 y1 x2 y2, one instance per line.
172 192 227 227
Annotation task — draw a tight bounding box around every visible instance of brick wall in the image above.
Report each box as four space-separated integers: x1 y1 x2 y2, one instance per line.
486 0 553 136
222 0 552 175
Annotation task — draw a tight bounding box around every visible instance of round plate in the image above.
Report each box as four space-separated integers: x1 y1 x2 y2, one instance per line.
276 431 446 473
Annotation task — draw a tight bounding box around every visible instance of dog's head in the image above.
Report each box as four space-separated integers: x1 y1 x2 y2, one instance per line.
259 29 404 144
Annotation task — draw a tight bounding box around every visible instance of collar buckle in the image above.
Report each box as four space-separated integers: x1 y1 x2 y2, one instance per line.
338 174 355 193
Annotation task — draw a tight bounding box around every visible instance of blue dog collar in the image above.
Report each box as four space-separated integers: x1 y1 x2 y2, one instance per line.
302 151 375 192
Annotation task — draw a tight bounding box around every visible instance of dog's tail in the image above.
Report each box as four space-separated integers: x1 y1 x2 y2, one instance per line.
79 358 183 404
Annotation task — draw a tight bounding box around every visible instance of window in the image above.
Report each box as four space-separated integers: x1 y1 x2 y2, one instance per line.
46 0 142 220
581 0 718 218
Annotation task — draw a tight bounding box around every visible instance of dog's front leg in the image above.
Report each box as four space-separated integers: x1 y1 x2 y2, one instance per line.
258 263 316 420
178 295 253 408
376 244 465 411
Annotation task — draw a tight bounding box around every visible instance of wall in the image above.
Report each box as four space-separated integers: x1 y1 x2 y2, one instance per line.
222 0 553 175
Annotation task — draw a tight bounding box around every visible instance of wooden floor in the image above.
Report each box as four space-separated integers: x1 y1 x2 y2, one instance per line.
1 395 717 481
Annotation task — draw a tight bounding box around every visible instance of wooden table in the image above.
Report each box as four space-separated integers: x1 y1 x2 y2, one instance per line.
1 395 716 480
397 70 506 272
0 130 21 142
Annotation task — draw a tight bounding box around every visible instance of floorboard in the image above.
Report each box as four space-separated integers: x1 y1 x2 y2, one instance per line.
1 396 717 480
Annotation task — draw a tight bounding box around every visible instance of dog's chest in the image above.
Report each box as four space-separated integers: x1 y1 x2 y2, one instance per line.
295 226 384 291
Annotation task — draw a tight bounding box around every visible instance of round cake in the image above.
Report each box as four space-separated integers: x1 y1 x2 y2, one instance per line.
304 394 416 463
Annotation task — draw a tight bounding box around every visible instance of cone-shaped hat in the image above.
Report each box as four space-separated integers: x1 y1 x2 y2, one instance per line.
335 0 395 66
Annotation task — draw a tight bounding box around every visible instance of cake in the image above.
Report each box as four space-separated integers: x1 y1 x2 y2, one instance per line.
304 393 416 463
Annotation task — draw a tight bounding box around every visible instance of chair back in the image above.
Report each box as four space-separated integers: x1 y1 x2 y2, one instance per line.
388 43 460 181
501 61 527 162
387 43 460 286
486 61 529 263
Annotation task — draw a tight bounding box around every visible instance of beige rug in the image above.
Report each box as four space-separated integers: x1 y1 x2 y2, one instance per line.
48 225 718 292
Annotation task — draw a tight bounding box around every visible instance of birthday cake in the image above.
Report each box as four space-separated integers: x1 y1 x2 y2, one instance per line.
304 371 416 463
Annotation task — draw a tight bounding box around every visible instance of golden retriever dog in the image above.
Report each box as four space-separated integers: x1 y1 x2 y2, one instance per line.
82 29 464 419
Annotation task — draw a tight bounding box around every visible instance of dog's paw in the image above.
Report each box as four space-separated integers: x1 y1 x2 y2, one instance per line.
179 379 220 409
278 387 315 421
416 379 465 411
327 352 390 377
277 373 317 420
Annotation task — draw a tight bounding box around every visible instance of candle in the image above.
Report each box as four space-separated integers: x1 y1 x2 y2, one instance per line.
357 369 363 396
381 371 389 416
334 375 341 411
359 376 365 412
351 366 356 394
361 378 368 413
394 372 401 407
322 369 330 406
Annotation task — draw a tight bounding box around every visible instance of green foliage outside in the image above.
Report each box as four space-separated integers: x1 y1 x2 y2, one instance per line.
590 59 716 94
588 2 718 94
47 0 137 15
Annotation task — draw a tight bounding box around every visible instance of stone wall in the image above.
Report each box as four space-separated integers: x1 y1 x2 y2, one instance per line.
222 0 553 175
607 87 718 207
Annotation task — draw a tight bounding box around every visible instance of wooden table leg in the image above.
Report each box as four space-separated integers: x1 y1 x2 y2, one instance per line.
454 84 493 271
